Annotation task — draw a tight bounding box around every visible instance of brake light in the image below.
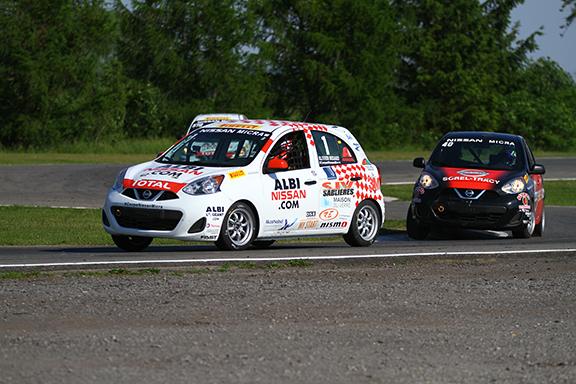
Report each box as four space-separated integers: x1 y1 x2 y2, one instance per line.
377 166 382 185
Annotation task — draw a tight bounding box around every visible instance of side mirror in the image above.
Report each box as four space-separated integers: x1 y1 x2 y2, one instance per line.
413 157 426 168
266 157 289 172
530 164 545 175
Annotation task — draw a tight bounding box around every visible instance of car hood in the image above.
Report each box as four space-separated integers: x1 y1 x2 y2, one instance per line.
122 161 235 193
427 166 522 190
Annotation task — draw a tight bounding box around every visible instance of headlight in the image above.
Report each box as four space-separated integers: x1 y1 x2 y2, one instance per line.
112 168 128 192
418 173 438 189
182 175 224 195
501 178 525 194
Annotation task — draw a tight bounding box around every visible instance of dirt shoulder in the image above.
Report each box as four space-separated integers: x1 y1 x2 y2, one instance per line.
1 254 575 384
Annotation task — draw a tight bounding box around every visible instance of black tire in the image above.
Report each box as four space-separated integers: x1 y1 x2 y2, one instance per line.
112 235 153 252
533 207 545 237
343 200 381 247
512 211 536 239
406 207 430 240
252 240 275 249
215 202 257 251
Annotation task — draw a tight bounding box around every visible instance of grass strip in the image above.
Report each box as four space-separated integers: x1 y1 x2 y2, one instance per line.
0 206 405 246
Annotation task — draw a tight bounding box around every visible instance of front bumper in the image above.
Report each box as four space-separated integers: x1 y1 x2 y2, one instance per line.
102 189 232 241
412 188 530 230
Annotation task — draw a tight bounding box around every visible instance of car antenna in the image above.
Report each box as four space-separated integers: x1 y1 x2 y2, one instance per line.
303 111 311 122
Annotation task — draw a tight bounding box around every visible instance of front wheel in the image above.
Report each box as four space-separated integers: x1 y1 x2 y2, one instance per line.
343 200 381 247
112 235 153 252
215 202 257 250
406 207 430 240
512 211 536 239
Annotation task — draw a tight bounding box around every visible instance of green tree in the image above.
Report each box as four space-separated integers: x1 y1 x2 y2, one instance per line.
392 0 540 145
252 0 404 148
116 0 269 137
0 0 125 148
503 58 576 149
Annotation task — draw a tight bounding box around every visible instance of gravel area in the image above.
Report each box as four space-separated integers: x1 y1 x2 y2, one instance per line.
1 254 575 384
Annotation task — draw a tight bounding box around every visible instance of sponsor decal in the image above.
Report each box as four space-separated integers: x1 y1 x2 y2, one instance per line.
319 208 339 221
124 179 187 192
280 201 299 210
272 178 306 203
322 180 354 197
228 169 246 179
322 167 337 180
415 186 426 195
322 181 354 189
198 128 269 137
319 221 348 229
298 219 319 230
200 235 218 240
323 189 354 197
279 219 297 230
139 165 204 179
206 206 225 217
319 155 340 164
443 176 500 185
123 202 163 209
457 169 489 177
517 192 531 212
306 211 316 218
219 123 260 129
265 219 284 225
442 138 515 146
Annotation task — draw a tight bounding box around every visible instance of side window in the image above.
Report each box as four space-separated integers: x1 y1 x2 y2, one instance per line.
311 131 356 166
265 131 310 172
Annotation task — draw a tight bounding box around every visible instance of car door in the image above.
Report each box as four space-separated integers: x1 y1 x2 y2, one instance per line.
310 130 360 233
259 130 321 236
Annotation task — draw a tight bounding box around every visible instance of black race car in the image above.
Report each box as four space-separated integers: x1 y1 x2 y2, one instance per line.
407 132 545 239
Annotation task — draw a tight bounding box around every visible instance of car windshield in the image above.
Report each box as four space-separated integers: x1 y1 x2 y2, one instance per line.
159 128 271 167
429 137 524 171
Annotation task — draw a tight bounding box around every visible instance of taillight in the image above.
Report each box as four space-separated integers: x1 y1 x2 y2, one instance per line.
377 166 382 185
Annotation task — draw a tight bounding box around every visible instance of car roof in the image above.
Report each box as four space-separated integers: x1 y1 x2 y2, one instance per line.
204 119 346 134
443 131 524 142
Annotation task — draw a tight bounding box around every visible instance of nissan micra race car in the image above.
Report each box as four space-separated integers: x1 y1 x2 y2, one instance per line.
103 120 384 251
407 132 545 240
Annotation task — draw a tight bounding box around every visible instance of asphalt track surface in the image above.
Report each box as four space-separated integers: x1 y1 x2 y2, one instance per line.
1 161 576 383
0 158 575 269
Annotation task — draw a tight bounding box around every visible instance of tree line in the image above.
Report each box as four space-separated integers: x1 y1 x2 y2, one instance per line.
1 0 575 150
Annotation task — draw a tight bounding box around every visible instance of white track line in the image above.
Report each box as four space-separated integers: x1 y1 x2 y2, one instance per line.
1 248 575 269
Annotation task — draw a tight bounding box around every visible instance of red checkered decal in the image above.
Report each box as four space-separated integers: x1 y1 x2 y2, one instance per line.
331 164 383 206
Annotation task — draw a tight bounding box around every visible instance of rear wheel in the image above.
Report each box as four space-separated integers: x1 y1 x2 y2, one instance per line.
406 207 430 240
343 200 380 247
533 207 545 237
112 235 153 252
215 202 257 250
512 211 535 239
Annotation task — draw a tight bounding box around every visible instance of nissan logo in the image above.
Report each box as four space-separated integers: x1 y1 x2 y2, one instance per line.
457 169 489 177
142 190 153 200
465 190 475 198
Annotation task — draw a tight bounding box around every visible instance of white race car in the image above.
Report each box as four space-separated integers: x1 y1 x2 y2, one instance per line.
103 120 385 251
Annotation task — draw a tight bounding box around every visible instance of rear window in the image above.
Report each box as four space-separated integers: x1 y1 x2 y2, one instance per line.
311 131 356 166
430 137 524 171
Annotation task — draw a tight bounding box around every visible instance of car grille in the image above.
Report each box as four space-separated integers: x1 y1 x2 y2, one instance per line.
122 188 179 201
110 206 182 231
